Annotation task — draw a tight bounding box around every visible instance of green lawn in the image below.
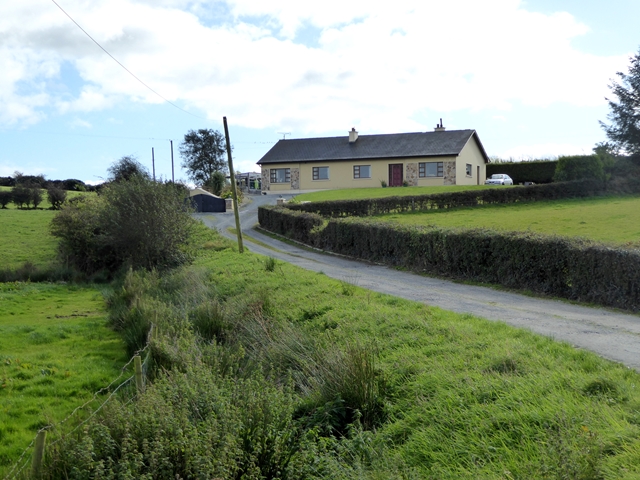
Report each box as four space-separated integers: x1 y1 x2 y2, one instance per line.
376 195 640 246
294 184 496 202
0 282 127 474
0 209 58 270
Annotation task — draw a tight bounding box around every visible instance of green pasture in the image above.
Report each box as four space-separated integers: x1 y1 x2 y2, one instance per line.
377 195 640 246
0 209 58 270
0 185 90 211
0 282 127 474
294 184 495 202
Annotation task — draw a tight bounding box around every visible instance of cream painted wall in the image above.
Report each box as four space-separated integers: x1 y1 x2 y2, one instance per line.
261 149 485 191
455 136 487 186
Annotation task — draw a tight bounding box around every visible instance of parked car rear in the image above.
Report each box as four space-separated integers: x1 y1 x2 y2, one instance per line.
485 174 513 185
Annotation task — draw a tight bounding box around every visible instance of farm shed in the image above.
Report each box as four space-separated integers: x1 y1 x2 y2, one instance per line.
189 188 225 213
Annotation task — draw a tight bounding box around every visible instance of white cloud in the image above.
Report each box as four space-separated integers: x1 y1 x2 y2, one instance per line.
0 0 632 134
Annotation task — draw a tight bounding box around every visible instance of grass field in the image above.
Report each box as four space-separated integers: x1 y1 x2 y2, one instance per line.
0 185 90 211
0 282 127 474
377 195 640 246
294 184 496 202
0 209 58 270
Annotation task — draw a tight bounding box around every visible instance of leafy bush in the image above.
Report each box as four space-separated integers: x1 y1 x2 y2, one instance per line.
46 185 67 210
0 190 12 208
51 177 196 275
11 184 31 208
554 155 605 182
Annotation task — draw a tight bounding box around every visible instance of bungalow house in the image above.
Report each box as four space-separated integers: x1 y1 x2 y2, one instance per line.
257 123 489 191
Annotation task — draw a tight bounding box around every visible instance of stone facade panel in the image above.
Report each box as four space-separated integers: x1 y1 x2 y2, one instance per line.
406 163 418 186
290 168 300 190
443 161 456 185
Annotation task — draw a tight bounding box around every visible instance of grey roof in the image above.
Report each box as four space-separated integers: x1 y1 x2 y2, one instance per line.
257 129 489 165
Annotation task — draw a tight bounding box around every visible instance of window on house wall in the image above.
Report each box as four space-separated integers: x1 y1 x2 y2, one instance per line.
466 164 472 176
270 168 290 183
313 166 329 180
353 165 371 178
418 162 443 177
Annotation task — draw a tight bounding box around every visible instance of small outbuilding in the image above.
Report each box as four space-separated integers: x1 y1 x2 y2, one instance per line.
189 188 226 213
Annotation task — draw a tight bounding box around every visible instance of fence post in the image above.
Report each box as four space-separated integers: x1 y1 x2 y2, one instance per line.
134 355 144 394
31 430 47 478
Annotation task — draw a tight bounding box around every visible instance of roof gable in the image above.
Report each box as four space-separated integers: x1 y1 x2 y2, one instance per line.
258 129 488 165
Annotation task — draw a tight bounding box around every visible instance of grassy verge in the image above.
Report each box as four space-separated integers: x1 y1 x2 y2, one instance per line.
294 184 497 202
0 282 127 475
377 194 640 245
41 224 640 478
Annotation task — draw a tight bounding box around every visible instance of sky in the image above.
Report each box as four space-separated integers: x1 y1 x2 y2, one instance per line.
1 0 639 185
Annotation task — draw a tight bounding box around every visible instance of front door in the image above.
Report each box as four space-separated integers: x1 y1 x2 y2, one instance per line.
389 164 403 187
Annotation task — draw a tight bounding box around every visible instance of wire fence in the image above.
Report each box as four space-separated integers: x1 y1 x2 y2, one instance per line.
2 325 155 480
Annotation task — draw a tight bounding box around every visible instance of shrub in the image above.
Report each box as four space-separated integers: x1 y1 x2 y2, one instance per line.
0 190 12 208
30 186 43 209
554 155 605 182
51 177 196 275
11 184 31 208
47 185 67 209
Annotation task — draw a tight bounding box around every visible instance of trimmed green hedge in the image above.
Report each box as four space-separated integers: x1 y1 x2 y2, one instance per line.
487 160 558 184
287 179 612 218
258 206 640 311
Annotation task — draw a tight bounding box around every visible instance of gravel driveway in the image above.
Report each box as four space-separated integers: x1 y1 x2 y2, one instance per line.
196 193 640 371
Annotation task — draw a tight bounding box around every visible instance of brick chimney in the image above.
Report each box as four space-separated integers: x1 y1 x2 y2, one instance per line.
349 127 358 143
434 118 446 132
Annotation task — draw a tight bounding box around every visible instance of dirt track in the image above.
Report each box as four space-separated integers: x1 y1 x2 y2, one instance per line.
197 193 640 371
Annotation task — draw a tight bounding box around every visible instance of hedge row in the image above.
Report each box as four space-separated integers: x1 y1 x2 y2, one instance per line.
287 179 631 218
487 160 558 184
258 206 640 311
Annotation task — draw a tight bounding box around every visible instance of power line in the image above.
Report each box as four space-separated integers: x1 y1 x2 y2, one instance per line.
50 0 207 120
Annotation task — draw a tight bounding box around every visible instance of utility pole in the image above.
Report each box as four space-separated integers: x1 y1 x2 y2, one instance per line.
151 147 156 181
223 116 244 253
170 140 175 183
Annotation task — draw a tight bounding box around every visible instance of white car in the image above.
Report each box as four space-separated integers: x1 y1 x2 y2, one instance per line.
485 174 513 185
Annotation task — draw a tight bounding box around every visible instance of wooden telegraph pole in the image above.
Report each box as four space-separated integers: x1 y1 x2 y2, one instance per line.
223 117 244 253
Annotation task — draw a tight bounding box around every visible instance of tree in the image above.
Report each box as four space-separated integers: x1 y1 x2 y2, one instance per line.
180 129 228 188
51 176 196 275
30 186 43 209
107 155 150 183
553 155 605 182
11 184 31 208
600 48 640 157
47 185 67 210
0 190 12 208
